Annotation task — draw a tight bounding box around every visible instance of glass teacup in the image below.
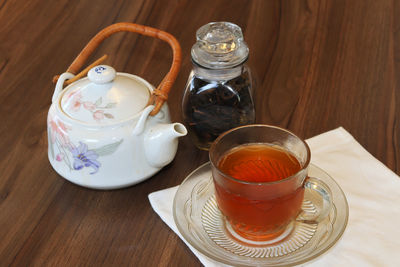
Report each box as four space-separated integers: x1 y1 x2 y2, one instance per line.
209 125 332 245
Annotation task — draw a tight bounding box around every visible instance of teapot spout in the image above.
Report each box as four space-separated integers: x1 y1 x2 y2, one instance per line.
144 123 187 168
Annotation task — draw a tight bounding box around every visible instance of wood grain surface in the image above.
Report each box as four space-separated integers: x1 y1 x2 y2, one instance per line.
0 0 398 266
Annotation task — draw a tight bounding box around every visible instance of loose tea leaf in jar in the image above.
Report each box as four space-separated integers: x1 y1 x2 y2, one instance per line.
183 65 255 150
182 22 255 150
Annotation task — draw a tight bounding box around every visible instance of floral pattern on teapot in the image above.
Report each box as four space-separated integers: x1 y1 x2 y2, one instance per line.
48 115 123 175
66 91 117 122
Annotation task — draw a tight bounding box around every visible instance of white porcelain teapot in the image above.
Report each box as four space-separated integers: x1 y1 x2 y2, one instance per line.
47 23 187 189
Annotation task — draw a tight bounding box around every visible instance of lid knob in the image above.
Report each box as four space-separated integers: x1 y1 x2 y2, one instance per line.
88 65 116 84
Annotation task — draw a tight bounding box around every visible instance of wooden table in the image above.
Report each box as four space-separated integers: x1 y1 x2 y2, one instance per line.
1 0 398 265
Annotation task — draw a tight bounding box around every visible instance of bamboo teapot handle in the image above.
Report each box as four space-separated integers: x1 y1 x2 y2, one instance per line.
57 22 181 116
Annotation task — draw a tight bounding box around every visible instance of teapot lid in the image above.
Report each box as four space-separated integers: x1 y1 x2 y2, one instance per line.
59 65 151 125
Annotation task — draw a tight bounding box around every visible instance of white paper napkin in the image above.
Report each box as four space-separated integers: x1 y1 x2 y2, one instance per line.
148 127 400 267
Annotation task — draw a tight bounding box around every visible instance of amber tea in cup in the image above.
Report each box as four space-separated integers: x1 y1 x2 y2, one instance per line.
209 125 332 245
217 144 302 183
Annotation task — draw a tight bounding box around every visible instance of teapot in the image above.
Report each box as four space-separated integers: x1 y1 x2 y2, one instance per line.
47 23 187 189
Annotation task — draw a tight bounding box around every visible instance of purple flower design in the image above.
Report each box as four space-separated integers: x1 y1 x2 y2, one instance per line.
70 142 101 174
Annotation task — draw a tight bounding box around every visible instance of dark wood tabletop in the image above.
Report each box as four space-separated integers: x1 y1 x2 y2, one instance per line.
1 0 398 266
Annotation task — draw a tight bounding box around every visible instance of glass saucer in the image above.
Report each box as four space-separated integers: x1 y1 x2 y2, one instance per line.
173 162 349 267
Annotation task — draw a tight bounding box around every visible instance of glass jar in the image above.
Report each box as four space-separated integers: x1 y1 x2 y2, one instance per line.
182 22 255 150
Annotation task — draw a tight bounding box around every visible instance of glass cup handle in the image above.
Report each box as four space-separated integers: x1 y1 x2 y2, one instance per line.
297 176 333 224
